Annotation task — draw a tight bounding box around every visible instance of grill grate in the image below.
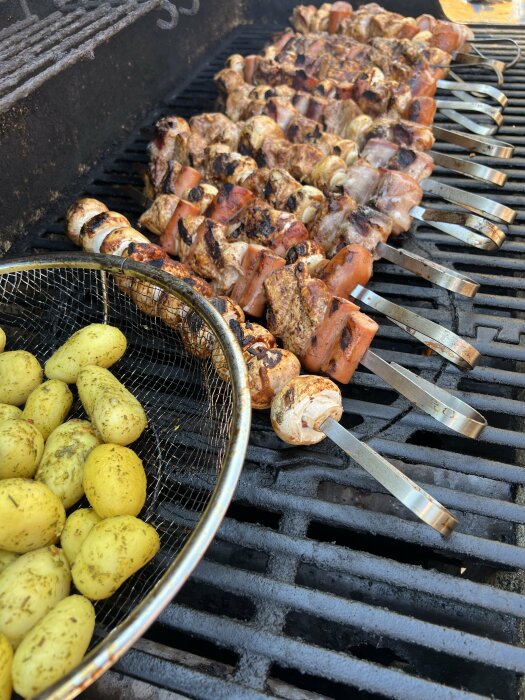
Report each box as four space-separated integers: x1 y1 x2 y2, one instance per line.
14 21 525 700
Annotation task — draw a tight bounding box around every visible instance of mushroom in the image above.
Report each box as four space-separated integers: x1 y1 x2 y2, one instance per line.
271 375 343 445
65 198 108 245
246 347 301 409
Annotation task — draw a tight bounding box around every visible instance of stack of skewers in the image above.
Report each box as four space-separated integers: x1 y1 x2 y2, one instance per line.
65 2 520 535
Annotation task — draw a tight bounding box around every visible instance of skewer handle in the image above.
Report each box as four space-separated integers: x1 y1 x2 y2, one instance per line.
320 417 458 536
437 79 508 107
361 351 487 439
422 179 516 224
412 205 506 250
432 126 514 158
453 53 505 86
470 37 522 69
438 109 497 137
429 150 506 187
435 100 503 125
377 243 479 298
352 285 480 370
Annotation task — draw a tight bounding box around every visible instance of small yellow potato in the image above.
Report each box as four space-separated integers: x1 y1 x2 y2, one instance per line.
12 595 95 699
0 351 42 406
72 515 160 600
22 379 73 440
0 328 5 353
0 404 22 423
0 550 17 575
77 365 147 445
60 508 101 565
0 546 70 648
35 420 101 509
0 633 12 700
0 479 66 553
45 323 127 383
83 444 147 518
0 419 44 479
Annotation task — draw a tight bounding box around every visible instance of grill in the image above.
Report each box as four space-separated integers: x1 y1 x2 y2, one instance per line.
3 4 525 699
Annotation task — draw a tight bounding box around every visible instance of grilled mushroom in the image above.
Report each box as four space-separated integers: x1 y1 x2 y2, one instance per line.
80 212 130 253
65 198 108 245
246 347 301 409
271 375 343 445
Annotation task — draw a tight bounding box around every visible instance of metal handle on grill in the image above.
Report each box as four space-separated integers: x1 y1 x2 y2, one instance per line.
422 179 516 224
352 285 480 370
377 243 479 298
435 100 503 126
412 206 506 250
437 79 508 107
361 351 487 439
471 36 522 68
438 110 497 137
320 417 458 536
432 126 514 158
429 151 506 187
453 52 505 86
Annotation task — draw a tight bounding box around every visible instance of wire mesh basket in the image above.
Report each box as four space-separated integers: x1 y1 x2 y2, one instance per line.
0 253 251 699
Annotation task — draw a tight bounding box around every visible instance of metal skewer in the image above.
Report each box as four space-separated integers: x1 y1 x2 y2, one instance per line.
360 351 487 438
432 126 514 158
435 100 503 127
470 36 522 69
321 417 458 536
437 79 508 107
421 179 516 224
411 206 506 250
452 53 505 86
428 151 506 187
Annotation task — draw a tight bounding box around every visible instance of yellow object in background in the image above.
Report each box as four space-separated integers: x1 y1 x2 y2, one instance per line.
440 0 521 24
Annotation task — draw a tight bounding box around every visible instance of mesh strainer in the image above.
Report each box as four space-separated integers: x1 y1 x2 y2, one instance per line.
0 253 251 699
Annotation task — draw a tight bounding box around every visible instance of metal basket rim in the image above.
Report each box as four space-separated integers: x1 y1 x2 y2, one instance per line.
0 252 251 700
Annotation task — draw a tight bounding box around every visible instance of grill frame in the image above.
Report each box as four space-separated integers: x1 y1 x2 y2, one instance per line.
4 12 525 700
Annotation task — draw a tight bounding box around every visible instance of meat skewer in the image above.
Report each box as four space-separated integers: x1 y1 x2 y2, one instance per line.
136 183 479 369
64 198 472 535
147 112 502 262
66 197 486 440
289 2 514 84
216 75 515 229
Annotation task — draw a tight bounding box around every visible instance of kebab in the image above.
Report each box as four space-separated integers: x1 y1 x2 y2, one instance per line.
63 198 483 534
211 81 514 240
137 178 477 370
66 196 485 440
148 111 503 262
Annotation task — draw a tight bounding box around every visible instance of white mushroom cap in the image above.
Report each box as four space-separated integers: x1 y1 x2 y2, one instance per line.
271 375 343 445
65 198 108 245
247 348 301 410
80 211 130 253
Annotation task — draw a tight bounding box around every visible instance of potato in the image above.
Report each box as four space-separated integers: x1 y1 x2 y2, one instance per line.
45 323 127 383
0 633 12 700
0 404 22 423
0 546 70 648
22 379 73 440
0 328 5 354
12 595 95 699
72 515 160 600
0 550 17 575
0 419 44 479
0 351 42 406
83 444 147 518
35 420 101 509
77 365 147 445
60 508 101 565
0 479 66 553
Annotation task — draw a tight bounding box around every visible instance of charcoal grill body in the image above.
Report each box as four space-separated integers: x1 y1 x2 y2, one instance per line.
2 2 525 699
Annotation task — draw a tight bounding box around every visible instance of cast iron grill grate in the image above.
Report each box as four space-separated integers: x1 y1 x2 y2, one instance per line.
10 21 525 700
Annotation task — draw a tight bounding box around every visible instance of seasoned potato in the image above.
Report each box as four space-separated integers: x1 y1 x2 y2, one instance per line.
0 633 12 700
0 328 5 354
0 351 42 406
22 379 73 440
12 595 95 699
35 420 101 508
60 508 101 565
0 479 66 553
77 365 147 445
45 323 127 383
83 444 147 518
72 515 160 600
0 550 17 575
0 546 70 648
0 404 22 423
0 419 44 479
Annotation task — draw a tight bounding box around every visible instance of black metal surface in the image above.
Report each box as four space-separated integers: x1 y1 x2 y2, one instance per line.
10 20 525 700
